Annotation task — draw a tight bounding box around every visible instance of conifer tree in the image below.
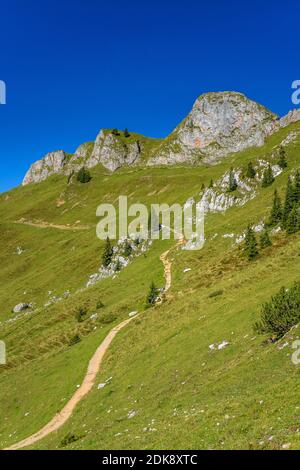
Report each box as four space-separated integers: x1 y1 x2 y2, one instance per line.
286 207 299 234
77 167 91 183
115 259 122 271
262 165 274 188
277 146 288 169
260 229 272 248
244 225 259 260
123 239 133 257
102 237 113 267
246 161 256 179
146 281 159 307
209 178 214 188
282 177 295 227
294 170 300 203
269 189 282 226
228 168 238 192
124 128 130 137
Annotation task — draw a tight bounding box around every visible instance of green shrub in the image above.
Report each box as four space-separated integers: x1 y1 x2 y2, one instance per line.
208 289 224 298
69 334 81 346
260 230 272 248
246 161 256 179
254 282 300 338
96 300 104 309
99 313 117 324
75 306 88 323
77 167 91 183
60 433 80 447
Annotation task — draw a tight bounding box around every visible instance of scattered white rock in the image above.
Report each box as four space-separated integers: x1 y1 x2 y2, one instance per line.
97 383 106 390
12 303 32 314
278 341 289 350
128 410 137 419
183 268 191 273
128 311 138 317
218 340 229 350
15 246 25 255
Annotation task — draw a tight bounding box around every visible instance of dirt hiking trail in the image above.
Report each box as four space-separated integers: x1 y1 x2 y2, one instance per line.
5 317 136 450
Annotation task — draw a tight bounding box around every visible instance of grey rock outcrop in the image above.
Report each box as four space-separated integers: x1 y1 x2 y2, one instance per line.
148 92 278 166
12 303 32 313
278 109 300 128
87 130 141 171
22 150 67 185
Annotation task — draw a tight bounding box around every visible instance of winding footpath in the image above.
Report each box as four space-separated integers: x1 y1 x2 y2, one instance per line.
14 219 90 231
5 318 135 450
5 237 184 450
160 237 185 298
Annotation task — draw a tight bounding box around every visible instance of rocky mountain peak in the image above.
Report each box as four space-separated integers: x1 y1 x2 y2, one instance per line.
149 91 278 166
21 91 300 186
22 150 67 186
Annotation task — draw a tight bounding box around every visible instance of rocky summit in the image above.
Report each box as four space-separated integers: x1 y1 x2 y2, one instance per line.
22 91 300 185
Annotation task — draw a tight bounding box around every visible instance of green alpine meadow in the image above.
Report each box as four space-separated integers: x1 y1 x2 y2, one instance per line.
0 90 300 450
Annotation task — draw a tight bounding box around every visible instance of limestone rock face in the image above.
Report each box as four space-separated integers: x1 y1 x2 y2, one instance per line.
148 92 278 166
278 109 300 128
22 150 67 185
87 130 141 171
21 91 300 185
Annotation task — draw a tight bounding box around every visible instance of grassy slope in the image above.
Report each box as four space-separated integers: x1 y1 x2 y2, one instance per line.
0 123 299 449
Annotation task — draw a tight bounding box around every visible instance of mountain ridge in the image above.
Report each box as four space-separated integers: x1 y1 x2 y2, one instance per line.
22 91 300 186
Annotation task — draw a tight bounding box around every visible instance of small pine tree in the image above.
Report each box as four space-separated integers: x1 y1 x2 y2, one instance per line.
260 229 272 248
114 259 122 271
294 170 300 203
77 167 91 183
282 177 295 227
244 225 259 260
102 237 113 267
262 165 274 188
124 128 130 138
269 189 282 226
112 128 120 136
246 161 256 179
228 168 238 192
209 178 214 188
146 281 159 307
123 239 133 257
277 146 288 169
201 183 205 191
286 206 299 234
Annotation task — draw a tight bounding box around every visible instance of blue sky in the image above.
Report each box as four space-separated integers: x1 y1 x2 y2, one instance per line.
0 0 299 192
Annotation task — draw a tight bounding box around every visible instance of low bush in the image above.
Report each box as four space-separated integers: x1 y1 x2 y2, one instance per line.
75 306 88 323
60 433 80 447
69 334 81 346
254 282 300 338
208 289 224 298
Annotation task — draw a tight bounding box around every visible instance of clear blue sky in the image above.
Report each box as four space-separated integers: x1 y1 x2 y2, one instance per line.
0 0 299 192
